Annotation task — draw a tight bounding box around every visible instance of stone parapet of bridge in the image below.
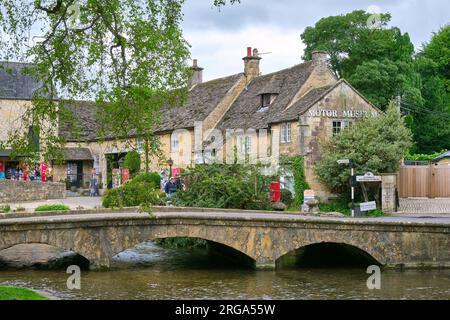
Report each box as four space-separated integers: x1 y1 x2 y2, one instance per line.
0 210 448 270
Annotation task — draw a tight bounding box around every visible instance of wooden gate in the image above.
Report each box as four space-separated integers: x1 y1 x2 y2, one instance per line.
398 164 450 198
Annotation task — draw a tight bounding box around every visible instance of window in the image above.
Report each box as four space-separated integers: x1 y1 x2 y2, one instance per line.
94 155 100 173
171 133 179 151
332 120 352 136
195 151 204 164
244 136 251 155
280 122 291 144
258 94 271 112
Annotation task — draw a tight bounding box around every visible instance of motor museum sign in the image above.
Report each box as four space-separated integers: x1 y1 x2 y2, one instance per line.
307 109 378 118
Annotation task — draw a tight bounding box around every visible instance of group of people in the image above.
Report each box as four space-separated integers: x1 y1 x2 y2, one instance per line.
0 164 52 182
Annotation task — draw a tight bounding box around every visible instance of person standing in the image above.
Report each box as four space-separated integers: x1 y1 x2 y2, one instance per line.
164 176 178 197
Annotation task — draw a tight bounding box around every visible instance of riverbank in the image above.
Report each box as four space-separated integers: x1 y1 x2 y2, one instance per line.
0 286 49 300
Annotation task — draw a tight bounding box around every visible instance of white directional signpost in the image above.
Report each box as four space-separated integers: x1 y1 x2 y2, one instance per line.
337 159 355 217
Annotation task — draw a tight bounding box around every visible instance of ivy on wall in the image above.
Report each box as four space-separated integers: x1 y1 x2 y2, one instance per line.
280 156 310 208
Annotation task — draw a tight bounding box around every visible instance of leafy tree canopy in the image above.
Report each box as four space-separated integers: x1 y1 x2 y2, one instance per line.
301 10 422 110
410 26 450 153
0 0 234 162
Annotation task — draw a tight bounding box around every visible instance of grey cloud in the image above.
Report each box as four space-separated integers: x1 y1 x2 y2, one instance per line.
182 0 450 48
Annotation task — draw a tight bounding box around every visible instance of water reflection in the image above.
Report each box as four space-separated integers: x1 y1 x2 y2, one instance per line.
0 241 449 300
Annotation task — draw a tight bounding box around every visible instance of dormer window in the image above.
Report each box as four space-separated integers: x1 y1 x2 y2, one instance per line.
258 93 272 112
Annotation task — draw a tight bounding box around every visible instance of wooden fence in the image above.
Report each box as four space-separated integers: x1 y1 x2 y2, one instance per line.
398 164 450 198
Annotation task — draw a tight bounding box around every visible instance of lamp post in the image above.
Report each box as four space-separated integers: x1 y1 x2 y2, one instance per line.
167 158 173 178
337 159 355 217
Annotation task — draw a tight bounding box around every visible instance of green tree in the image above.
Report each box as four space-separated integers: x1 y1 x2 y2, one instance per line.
315 102 412 194
410 26 450 153
301 10 422 110
123 150 141 177
0 1 237 161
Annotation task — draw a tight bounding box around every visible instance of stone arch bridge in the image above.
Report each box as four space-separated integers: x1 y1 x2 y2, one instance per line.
0 209 448 270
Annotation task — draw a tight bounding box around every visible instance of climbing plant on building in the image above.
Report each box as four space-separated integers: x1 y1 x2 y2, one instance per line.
279 156 309 209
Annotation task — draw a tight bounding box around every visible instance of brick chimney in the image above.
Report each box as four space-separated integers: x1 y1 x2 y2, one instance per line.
189 59 203 88
243 47 261 80
311 50 329 72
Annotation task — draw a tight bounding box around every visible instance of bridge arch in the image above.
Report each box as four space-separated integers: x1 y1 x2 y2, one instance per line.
276 241 382 268
113 237 256 269
275 239 384 268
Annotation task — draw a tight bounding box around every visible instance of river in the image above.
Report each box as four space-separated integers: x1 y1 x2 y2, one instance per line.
0 241 449 300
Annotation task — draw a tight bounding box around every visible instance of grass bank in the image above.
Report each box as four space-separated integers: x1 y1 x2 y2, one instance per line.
0 286 49 300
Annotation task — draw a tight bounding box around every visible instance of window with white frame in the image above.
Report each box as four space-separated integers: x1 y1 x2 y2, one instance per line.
171 133 179 151
280 122 291 143
244 136 251 155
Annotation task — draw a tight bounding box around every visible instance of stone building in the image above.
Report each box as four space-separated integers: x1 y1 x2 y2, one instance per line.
1 48 380 199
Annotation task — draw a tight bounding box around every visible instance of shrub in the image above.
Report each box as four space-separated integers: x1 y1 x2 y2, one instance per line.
315 102 412 192
280 189 293 208
102 173 165 208
171 163 276 210
132 172 161 189
367 209 385 217
0 204 11 212
318 197 351 215
35 204 70 212
154 237 207 249
123 150 141 177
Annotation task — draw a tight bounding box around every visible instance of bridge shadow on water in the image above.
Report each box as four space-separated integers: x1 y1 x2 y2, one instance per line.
276 242 381 269
112 238 255 271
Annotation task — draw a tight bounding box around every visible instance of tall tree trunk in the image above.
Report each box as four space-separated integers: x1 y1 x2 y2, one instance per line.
144 138 149 173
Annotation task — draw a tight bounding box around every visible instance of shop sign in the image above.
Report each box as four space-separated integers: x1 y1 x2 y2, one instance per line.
307 109 378 118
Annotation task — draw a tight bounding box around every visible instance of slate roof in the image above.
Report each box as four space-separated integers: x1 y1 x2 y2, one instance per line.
216 61 315 130
58 101 101 142
59 73 245 142
0 62 42 100
154 73 244 132
269 85 334 124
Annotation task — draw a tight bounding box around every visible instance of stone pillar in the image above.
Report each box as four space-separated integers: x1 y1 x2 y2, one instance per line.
298 115 309 156
381 173 398 213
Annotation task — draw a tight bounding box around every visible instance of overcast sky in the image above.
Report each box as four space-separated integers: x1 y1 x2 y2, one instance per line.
181 0 449 81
